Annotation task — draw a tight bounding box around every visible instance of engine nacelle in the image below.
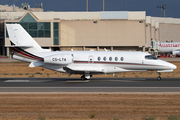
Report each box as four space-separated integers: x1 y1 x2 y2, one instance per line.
172 50 180 56
44 54 73 65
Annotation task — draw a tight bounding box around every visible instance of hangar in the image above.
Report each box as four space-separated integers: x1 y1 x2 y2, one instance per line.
1 4 180 57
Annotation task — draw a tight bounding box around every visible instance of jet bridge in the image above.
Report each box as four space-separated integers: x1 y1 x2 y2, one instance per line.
150 38 159 56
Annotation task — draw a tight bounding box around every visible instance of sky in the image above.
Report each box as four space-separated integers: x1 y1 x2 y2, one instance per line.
0 0 180 18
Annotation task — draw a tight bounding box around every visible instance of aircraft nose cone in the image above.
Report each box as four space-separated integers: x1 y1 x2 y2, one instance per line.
171 64 177 70
169 63 177 70
161 60 177 70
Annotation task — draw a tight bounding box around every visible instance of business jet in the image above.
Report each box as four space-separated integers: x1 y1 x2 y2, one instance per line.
6 24 177 81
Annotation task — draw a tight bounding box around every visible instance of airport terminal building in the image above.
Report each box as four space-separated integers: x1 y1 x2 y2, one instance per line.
1 4 180 57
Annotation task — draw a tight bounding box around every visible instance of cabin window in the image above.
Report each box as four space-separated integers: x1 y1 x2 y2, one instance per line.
109 57 112 61
121 57 124 61
103 57 106 61
115 57 118 61
145 55 158 60
97 57 101 61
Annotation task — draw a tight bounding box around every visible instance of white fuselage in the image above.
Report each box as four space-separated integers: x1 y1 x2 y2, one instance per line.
22 51 176 75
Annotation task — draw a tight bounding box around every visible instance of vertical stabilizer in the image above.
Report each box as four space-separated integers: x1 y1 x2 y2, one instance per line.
6 24 51 62
6 24 45 53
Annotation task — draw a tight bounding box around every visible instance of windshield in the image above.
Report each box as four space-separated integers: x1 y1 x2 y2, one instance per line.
145 55 158 60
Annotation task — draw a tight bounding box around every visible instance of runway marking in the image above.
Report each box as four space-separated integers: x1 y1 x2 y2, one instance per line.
4 80 52 83
4 80 30 82
3 79 145 83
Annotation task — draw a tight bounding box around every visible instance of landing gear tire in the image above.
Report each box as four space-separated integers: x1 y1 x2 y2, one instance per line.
157 72 161 81
81 75 86 80
157 77 161 81
81 75 85 80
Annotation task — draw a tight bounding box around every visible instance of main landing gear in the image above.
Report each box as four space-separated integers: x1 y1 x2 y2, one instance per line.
157 72 161 81
81 75 87 80
81 74 92 80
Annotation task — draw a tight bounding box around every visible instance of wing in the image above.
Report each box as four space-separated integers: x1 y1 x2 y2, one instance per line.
63 64 140 74
63 64 104 74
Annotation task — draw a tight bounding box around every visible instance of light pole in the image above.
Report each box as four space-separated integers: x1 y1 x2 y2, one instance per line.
157 4 166 17
163 4 166 18
86 0 88 12
126 0 127 11
157 6 163 17
103 0 105 11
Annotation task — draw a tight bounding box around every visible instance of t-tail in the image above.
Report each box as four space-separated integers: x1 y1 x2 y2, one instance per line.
6 24 50 62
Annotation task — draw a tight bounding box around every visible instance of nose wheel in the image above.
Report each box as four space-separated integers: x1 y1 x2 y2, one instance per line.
157 73 161 81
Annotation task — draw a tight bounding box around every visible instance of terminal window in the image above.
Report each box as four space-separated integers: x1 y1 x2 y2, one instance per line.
6 22 51 38
53 22 59 45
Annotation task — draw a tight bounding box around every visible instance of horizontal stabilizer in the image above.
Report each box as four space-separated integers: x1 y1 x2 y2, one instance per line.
29 61 44 67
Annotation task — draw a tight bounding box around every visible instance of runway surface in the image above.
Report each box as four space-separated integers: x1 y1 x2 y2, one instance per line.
0 77 180 93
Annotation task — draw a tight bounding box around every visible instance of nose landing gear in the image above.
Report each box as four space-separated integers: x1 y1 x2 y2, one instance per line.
157 72 161 81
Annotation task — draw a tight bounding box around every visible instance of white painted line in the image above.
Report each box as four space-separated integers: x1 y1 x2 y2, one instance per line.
29 80 51 83
4 80 30 82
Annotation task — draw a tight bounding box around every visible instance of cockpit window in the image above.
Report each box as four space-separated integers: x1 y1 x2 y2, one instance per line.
145 55 158 60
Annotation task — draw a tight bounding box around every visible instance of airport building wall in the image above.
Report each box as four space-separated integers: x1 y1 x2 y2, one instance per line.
147 17 180 42
145 24 151 47
159 23 180 42
60 20 146 47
